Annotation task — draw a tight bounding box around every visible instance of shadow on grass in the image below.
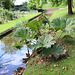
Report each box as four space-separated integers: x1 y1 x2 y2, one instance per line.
62 13 75 19
60 35 75 45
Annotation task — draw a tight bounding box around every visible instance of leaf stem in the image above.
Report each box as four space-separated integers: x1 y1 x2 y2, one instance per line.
57 31 64 40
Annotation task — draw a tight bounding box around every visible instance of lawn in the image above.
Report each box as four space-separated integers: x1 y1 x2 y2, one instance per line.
0 13 40 34
50 8 75 21
42 3 67 10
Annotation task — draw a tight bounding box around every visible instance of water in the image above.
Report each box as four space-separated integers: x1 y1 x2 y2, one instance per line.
0 32 32 75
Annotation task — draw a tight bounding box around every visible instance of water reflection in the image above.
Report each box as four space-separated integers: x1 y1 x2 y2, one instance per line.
1 32 20 54
0 32 32 75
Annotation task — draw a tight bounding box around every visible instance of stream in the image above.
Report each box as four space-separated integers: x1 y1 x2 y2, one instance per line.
0 32 32 75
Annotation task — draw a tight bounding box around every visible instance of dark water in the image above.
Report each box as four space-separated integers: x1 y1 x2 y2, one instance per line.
0 33 32 75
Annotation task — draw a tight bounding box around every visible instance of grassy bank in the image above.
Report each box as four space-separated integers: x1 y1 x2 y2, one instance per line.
50 8 75 21
0 13 40 34
23 31 75 75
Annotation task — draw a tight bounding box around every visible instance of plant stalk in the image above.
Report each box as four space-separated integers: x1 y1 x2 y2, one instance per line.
57 31 64 40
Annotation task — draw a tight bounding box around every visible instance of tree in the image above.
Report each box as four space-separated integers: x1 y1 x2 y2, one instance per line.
27 0 47 10
0 0 15 10
68 0 73 15
49 0 73 15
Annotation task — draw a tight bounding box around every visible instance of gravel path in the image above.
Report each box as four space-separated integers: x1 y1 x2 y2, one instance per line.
45 8 59 17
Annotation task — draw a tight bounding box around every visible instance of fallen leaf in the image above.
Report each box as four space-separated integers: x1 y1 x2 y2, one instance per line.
56 70 58 72
58 71 60 75
50 69 53 71
46 64 49 66
71 69 72 70
57 65 60 67
38 62 41 64
39 72 42 75
69 64 72 67
54 65 57 67
62 67 65 70
45 68 49 71
30 64 32 65
65 67 68 71
33 60 35 62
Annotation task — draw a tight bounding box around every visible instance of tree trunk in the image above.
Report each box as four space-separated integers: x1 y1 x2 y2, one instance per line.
68 0 73 15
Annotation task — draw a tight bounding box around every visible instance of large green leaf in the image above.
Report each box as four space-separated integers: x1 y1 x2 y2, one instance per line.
50 18 75 32
65 22 75 35
12 27 31 40
31 33 56 49
42 47 52 56
27 19 44 32
52 45 64 56
42 45 64 57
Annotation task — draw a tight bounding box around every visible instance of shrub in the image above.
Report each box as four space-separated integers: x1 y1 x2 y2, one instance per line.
0 8 14 24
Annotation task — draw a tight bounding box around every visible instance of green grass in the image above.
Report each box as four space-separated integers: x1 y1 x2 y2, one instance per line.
42 3 53 9
42 3 67 10
50 8 75 21
23 31 75 75
0 13 40 34
42 1 75 10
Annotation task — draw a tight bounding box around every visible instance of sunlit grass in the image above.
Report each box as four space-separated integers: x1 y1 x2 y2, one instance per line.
0 13 40 34
50 8 75 21
42 3 67 10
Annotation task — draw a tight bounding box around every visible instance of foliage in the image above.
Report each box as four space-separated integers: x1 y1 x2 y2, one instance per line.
42 45 64 57
27 19 43 31
31 33 55 49
16 20 28 28
27 2 36 10
30 33 64 57
0 8 14 24
11 2 28 11
12 43 23 49
0 0 14 10
48 0 67 7
27 0 47 10
50 18 75 35
44 16 50 27
12 27 31 41
27 18 45 38
12 15 75 60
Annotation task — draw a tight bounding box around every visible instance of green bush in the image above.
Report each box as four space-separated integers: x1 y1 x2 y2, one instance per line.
0 8 14 24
